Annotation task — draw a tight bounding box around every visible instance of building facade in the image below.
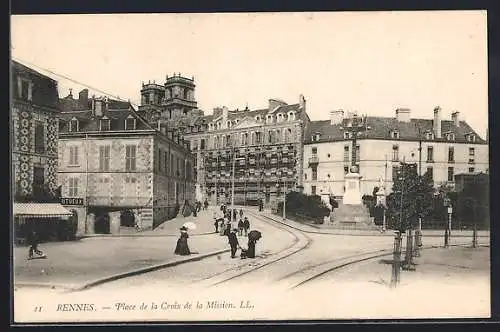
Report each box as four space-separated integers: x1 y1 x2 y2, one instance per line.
58 90 195 235
303 107 488 198
11 60 73 242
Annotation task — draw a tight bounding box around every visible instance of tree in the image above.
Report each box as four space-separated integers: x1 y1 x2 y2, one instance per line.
386 163 434 232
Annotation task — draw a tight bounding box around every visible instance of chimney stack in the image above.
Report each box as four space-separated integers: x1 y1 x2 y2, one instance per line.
330 110 344 125
451 111 460 127
433 106 442 139
268 98 287 111
79 89 89 108
395 108 411 122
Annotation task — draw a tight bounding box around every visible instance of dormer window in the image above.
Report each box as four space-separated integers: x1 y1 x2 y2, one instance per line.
425 132 434 140
288 112 295 121
100 117 110 131
445 132 455 141
344 132 351 140
267 115 273 123
315 133 321 141
69 118 79 132
391 130 400 139
125 116 136 130
226 121 231 128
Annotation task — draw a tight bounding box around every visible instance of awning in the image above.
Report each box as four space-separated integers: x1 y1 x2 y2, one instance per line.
13 203 74 218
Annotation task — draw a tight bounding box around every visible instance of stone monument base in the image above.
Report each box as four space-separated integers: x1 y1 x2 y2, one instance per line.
328 202 377 230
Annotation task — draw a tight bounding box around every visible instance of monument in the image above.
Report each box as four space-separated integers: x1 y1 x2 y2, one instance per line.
343 165 363 205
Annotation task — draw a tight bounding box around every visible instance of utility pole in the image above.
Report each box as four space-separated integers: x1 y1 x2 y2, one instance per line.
383 154 388 232
214 153 218 206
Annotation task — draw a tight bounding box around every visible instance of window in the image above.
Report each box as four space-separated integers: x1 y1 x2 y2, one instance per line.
68 178 79 196
392 145 399 161
448 147 455 163
144 94 150 104
447 167 454 182
426 167 433 181
427 146 434 162
446 133 455 141
312 167 317 181
125 145 136 171
69 119 79 132
344 166 349 174
355 145 360 163
343 145 350 162
391 130 400 139
201 139 206 150
125 117 136 130
467 134 476 142
164 151 168 174
425 132 434 140
69 146 79 166
34 121 45 154
312 147 317 155
304 173 308 180
469 167 475 173
327 153 331 158
100 119 110 131
99 145 110 171
469 147 475 163
344 132 351 139
311 186 317 196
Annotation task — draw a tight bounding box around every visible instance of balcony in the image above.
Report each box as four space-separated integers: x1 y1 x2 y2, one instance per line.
308 155 319 166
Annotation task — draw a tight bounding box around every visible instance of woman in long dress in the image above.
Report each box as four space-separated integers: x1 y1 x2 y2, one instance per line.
174 226 191 255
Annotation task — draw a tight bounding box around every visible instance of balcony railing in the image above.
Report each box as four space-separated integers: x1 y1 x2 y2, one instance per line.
308 156 319 166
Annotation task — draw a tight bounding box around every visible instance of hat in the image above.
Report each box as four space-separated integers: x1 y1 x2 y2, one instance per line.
180 226 188 231
244 216 248 220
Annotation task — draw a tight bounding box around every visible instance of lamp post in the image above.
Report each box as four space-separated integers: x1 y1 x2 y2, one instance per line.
230 147 245 225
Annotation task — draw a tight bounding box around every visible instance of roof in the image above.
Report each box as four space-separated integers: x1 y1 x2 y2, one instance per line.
13 203 72 218
192 104 302 126
305 116 487 144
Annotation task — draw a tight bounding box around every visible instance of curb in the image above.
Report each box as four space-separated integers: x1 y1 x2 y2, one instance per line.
14 282 76 291
73 248 231 292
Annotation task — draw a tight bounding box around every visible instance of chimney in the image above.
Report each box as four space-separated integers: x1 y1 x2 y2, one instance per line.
222 106 229 128
451 111 460 127
330 110 344 125
433 106 442 138
395 108 411 122
299 94 306 110
213 107 222 118
79 89 89 107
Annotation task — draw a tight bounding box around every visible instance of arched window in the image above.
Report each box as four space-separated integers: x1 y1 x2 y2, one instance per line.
276 130 281 143
251 132 256 145
183 88 189 100
69 118 79 132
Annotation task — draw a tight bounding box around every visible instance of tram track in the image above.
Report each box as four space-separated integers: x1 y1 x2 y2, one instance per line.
193 211 313 288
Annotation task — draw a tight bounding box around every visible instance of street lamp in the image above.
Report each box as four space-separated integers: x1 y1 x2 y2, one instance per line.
230 147 245 225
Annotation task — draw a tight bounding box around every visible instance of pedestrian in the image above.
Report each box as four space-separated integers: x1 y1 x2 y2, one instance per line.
174 226 191 256
227 229 240 258
219 218 226 236
239 208 244 219
27 229 45 259
243 216 250 236
259 199 263 212
204 199 209 210
238 218 244 236
192 205 197 217
214 218 219 233
233 209 237 222
224 220 231 236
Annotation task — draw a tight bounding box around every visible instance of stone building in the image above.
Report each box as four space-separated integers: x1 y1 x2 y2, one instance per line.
303 107 489 199
58 89 195 235
11 60 72 242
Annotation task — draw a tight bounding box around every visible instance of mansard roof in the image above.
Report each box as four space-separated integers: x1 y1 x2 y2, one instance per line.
305 116 486 144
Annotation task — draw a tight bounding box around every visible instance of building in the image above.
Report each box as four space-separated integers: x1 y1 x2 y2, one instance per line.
58 89 195 235
303 107 488 198
11 60 73 242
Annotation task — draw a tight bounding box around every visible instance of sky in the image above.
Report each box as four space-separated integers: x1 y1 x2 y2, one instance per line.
11 11 488 138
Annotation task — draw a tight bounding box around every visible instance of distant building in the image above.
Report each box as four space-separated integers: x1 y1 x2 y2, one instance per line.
184 96 310 207
137 75 311 208
11 60 72 242
303 107 489 198
58 89 195 235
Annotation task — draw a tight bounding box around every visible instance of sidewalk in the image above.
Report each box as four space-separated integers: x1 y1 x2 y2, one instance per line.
14 231 228 289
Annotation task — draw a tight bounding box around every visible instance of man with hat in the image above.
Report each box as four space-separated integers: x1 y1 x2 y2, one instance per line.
227 228 240 258
243 216 250 236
